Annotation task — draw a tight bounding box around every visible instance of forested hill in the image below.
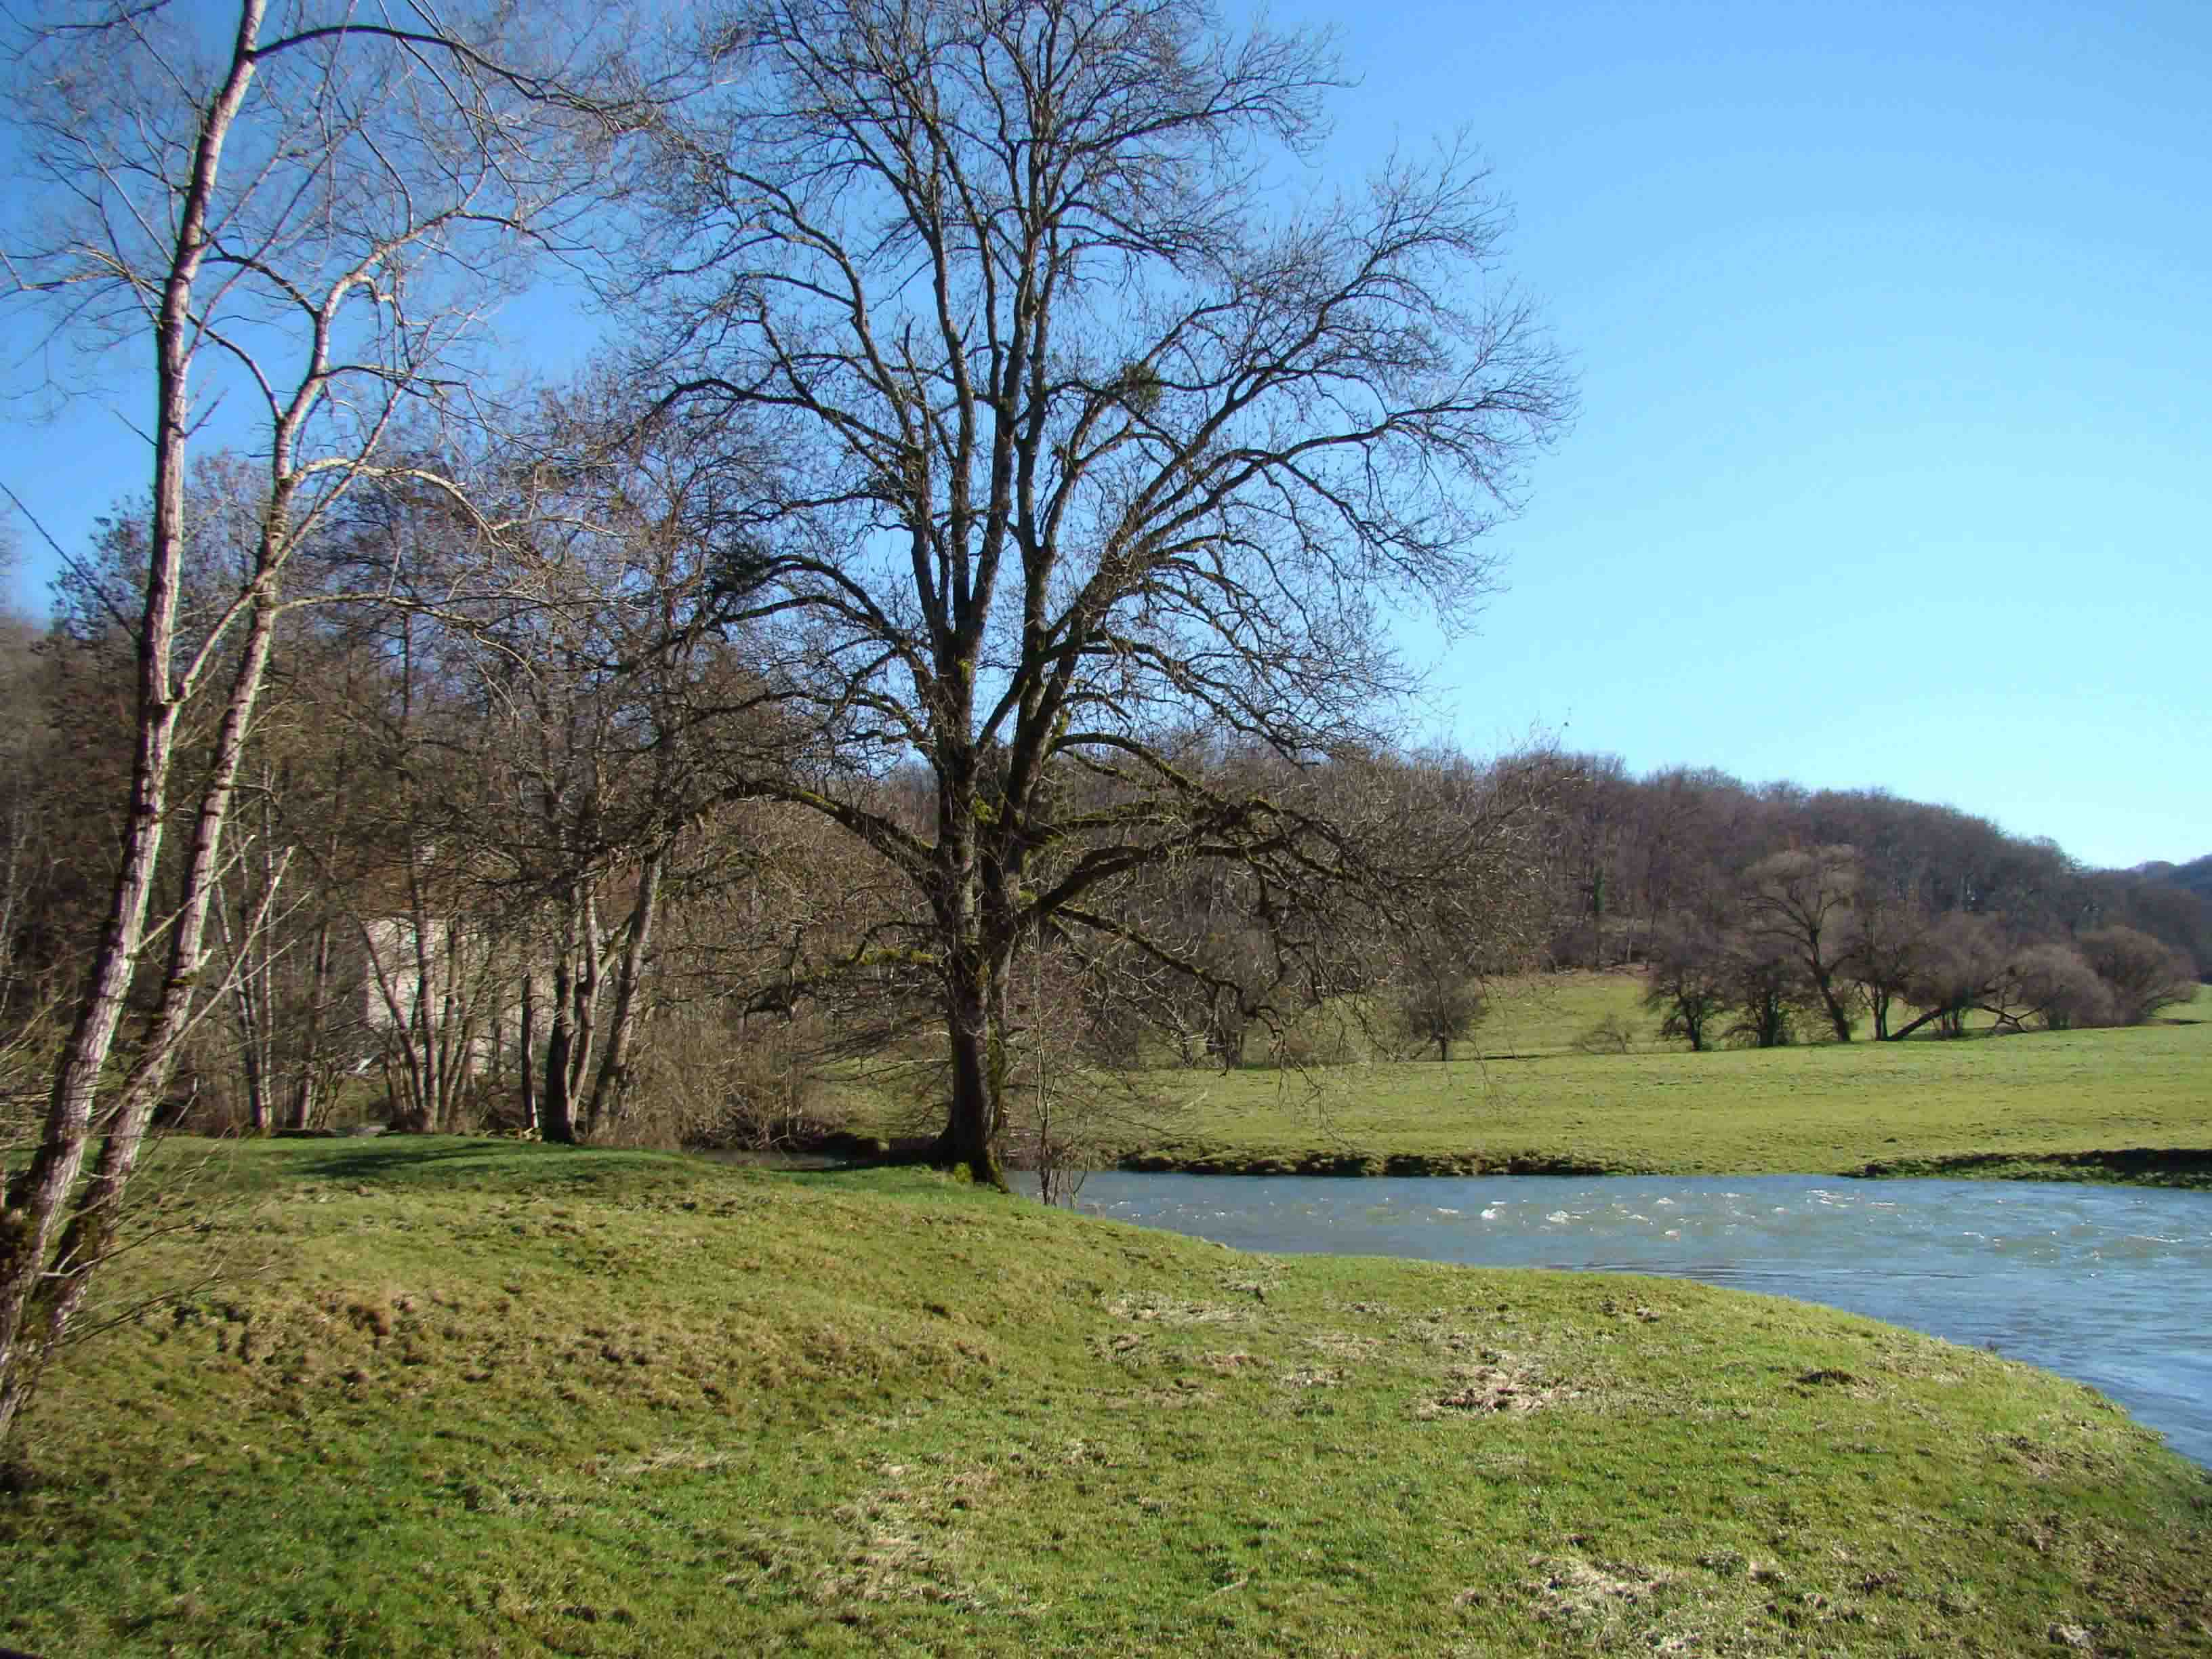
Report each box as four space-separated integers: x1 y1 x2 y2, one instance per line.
2137 855 2212 902
1516 761 2212 988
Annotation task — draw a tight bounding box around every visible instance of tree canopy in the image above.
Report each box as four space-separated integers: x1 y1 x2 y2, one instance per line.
611 0 1573 1179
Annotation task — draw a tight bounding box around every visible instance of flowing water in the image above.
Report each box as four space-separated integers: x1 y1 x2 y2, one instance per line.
1059 1172 2212 1468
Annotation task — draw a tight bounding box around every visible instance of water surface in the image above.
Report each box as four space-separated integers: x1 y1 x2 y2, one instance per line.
1063 1172 2212 1468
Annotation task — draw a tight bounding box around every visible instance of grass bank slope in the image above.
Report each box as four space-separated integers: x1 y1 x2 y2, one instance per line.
1110 980 2212 1183
5 1140 2208 1656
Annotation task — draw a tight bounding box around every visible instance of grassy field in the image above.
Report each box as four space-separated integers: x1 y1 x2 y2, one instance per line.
994 977 2212 1184
3 1138 2208 1656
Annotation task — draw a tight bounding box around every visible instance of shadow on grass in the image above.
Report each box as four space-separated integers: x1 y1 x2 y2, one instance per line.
273 1136 678 1189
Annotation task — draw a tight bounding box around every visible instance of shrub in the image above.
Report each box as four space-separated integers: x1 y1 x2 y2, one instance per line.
1572 1013 1637 1054
2077 926 2198 1025
626 1008 832 1151
1393 977 1485 1062
1999 945 2114 1032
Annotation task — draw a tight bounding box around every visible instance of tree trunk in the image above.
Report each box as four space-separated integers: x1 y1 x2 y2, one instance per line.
0 691 182 1440
287 918 332 1131
0 0 299 1425
582 848 664 1139
539 943 576 1145
566 888 601 1110
434 916 471 1130
1887 1004 1950 1042
1816 975 1855 1044
406 861 443 1130
936 952 1004 1187
123 599 285 1142
0 0 266 1422
517 969 539 1133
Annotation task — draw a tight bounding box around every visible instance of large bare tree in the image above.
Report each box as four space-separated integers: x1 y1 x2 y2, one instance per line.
0 0 622 1441
619 0 1572 1183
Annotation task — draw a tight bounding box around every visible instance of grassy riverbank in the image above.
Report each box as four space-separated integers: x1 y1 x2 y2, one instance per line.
5 1139 2209 1656
1008 978 2212 1184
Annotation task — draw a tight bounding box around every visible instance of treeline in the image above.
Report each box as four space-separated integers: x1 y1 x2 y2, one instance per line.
1528 760 2207 1045
5 492 2202 1155
0 468 1561 1151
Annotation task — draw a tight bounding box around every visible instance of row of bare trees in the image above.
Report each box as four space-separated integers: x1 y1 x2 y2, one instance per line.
0 0 652 1438
1530 757 2209 981
6 514 1572 1113
1640 844 2199 1050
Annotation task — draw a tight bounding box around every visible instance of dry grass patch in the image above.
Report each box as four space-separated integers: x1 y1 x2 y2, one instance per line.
1105 1292 1258 1327
1418 1351 1583 1418
815 1459 1013 1612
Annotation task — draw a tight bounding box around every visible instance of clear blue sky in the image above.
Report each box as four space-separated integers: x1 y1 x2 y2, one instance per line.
4 0 2206 869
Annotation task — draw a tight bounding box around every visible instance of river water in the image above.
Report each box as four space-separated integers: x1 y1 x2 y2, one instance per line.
1058 1172 2212 1469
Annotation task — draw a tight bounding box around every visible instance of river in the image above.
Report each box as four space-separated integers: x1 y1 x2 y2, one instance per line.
1053 1172 2212 1469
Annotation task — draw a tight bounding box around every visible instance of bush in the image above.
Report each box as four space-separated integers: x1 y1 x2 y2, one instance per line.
2077 926 2198 1025
1572 1013 1637 1054
625 1008 833 1150
1267 1002 1375 1068
1393 977 1484 1062
1999 945 2114 1032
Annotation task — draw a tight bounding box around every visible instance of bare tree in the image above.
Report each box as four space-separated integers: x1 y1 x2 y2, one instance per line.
617 0 1571 1182
1992 943 2112 1033
1892 910 2009 1040
1393 969 1484 1063
0 0 622 1441
1840 891 1932 1042
1740 845 1862 1042
2076 926 2197 1026
1721 930 1806 1050
1641 916 1730 1052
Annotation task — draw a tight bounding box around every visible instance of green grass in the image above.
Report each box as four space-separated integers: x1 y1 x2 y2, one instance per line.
998 977 2212 1184
3 1138 2208 1656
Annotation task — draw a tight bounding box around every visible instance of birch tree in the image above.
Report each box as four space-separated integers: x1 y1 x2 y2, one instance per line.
0 0 623 1442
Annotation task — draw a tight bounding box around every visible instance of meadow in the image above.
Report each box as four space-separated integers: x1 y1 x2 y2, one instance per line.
3 1138 2208 1656
1017 977 2212 1184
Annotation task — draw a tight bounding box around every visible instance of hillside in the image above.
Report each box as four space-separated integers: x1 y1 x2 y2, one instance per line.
2139 853 2212 901
3 1140 2209 1656
840 977 2212 1185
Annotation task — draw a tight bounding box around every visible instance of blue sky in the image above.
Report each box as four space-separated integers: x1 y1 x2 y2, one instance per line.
4 0 2207 869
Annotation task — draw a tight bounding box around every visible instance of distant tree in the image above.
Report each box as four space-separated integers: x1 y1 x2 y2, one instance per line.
1893 911 2009 1039
1544 754 1631 968
2083 874 2210 981
2076 926 2198 1025
1994 944 2112 1033
1616 767 1734 931
1740 846 1863 1042
1841 893 1933 1041
1394 971 1484 1063
1641 918 1731 1052
1723 930 1805 1049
